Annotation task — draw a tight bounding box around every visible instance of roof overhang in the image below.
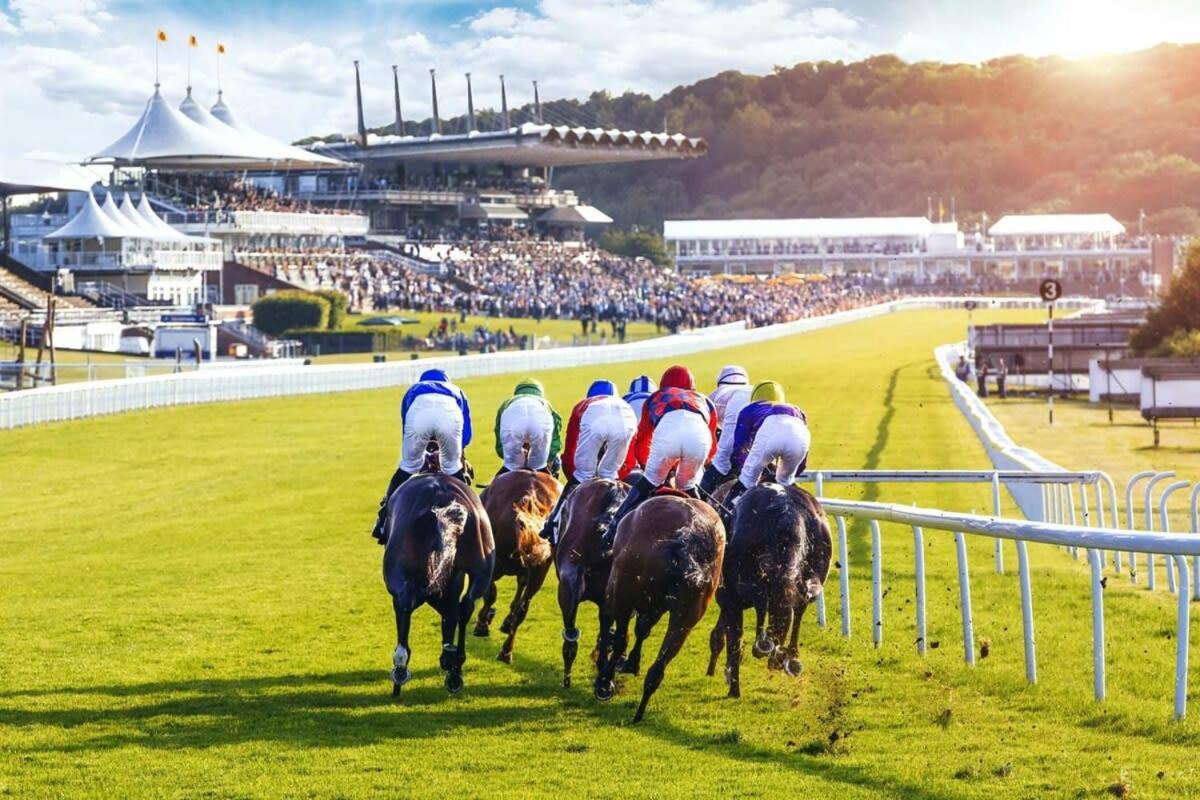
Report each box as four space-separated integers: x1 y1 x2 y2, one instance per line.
318 124 707 169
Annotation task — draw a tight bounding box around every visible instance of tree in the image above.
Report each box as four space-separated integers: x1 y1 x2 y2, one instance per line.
598 229 672 266
1131 240 1200 352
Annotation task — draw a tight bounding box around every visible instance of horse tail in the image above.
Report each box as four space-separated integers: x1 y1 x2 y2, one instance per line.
795 490 833 601
423 500 468 590
664 510 720 596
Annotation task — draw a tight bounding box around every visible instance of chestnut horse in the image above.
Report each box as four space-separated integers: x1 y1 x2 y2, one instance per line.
706 482 832 697
474 469 561 663
554 478 629 688
594 493 725 722
382 471 494 696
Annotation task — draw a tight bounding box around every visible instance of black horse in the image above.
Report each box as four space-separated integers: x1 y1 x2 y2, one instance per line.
706 482 832 697
382 470 495 696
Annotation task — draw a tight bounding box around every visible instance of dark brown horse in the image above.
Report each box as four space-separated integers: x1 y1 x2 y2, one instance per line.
706 482 832 697
594 494 725 722
553 478 629 688
382 471 494 696
474 469 561 663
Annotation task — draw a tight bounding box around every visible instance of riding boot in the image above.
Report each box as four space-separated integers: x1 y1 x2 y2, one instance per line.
725 481 749 508
372 467 413 545
494 466 510 479
684 486 702 500
602 476 654 552
540 478 578 541
450 467 469 484
698 463 728 496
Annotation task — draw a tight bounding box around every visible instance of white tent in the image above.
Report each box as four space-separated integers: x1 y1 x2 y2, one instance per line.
99 192 138 232
208 90 346 168
45 192 132 239
136 193 192 240
118 193 174 240
89 86 348 170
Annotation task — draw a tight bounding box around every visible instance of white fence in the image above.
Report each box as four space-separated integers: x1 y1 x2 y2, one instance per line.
0 296 1095 431
819 497 1198 719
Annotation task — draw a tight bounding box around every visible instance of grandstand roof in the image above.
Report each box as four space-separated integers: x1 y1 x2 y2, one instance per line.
88 87 348 171
47 190 204 242
663 217 936 241
317 123 706 168
46 192 136 239
988 214 1125 237
459 203 529 221
0 159 106 197
538 205 613 225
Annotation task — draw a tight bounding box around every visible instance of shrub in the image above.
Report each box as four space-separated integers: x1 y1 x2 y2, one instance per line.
311 290 348 330
1163 329 1200 357
251 291 330 337
598 228 673 267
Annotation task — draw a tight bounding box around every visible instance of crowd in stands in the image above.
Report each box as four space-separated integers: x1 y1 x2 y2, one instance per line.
153 177 355 216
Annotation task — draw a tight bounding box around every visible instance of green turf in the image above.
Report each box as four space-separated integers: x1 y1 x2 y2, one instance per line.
309 311 662 365
2 308 1197 799
986 395 1200 536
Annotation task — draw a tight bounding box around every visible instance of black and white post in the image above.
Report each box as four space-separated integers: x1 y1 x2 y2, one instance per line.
1039 279 1062 425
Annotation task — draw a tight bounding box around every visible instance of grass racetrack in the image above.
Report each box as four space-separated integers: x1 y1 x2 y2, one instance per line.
3 308 1198 798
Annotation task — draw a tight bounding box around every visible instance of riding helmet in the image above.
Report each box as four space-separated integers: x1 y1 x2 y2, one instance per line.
628 375 657 394
751 380 786 403
588 380 617 397
716 365 749 385
419 368 449 383
515 377 545 396
660 365 695 391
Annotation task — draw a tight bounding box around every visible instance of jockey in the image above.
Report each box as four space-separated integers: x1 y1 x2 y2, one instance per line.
602 365 717 548
622 375 657 421
371 368 473 544
723 380 811 508
709 365 750 429
698 370 755 496
540 380 638 542
493 378 562 476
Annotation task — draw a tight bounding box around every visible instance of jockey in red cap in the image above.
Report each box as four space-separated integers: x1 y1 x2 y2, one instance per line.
602 364 717 550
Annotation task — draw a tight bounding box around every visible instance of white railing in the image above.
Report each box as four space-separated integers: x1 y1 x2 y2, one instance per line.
0 296 1097 431
820 497 1198 719
175 210 369 237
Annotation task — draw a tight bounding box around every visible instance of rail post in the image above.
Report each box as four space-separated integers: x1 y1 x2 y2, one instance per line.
1174 555 1191 720
1016 537 1037 684
814 472 828 628
1088 548 1106 701
1125 470 1157 584
871 519 883 648
835 515 851 638
913 525 927 656
1159 481 1191 595
1145 472 1178 591
955 532 975 666
992 471 1004 574
1191 484 1200 602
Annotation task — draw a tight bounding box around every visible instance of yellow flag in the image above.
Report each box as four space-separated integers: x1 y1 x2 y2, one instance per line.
217 43 226 54
188 34 198 47
156 29 167 42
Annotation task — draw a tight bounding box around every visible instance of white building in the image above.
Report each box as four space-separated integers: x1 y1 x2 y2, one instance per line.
664 214 1154 284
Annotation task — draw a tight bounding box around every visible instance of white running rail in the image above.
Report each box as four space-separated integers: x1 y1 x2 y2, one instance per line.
821 497 1197 720
0 295 1097 431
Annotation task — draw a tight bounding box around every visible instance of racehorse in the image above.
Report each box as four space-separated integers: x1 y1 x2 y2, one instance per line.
553 478 629 688
382 464 495 697
473 469 561 663
705 482 832 697
594 492 725 722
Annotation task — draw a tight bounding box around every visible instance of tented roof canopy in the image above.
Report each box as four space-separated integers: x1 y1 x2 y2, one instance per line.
46 190 209 242
88 86 348 171
0 158 106 197
664 217 937 241
988 214 1126 237
45 192 136 240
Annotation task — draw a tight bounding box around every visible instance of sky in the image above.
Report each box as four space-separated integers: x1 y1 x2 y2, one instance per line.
2 0 1200 176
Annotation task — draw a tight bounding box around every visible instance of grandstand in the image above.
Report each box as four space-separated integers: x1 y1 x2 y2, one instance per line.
664 214 1173 296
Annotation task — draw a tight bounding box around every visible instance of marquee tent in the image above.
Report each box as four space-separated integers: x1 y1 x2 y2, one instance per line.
88 86 347 171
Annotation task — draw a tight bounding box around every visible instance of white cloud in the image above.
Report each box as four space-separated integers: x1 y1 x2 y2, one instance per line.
388 32 433 60
9 0 115 36
0 10 17 34
240 43 346 98
7 45 150 115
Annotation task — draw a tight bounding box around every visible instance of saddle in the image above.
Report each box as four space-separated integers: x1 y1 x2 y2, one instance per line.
653 486 690 499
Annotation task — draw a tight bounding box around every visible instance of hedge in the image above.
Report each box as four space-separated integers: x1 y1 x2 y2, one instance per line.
251 291 330 337
311 290 348 330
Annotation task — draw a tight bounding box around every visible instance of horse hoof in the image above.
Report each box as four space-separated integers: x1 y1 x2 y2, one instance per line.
594 680 615 702
753 638 775 658
619 660 639 676
390 666 412 688
563 675 571 689
472 624 490 638
499 617 514 635
727 684 741 699
391 683 402 698
784 658 803 677
497 650 513 665
445 671 464 694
